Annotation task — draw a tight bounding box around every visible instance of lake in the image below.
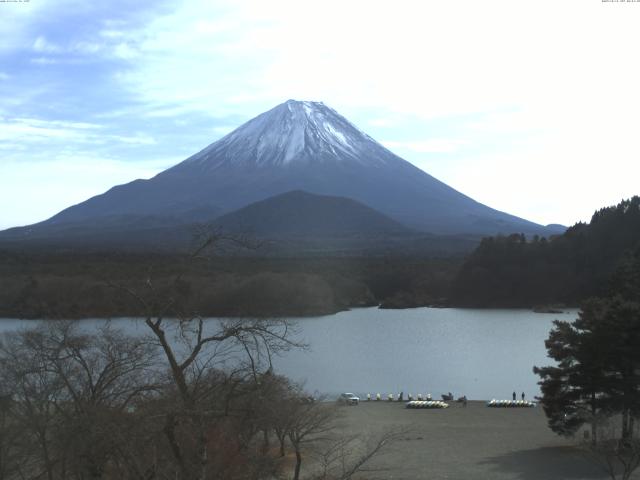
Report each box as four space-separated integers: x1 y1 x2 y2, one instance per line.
0 307 577 400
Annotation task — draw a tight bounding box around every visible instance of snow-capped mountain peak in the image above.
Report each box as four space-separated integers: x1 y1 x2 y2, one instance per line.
16 99 555 238
179 99 391 170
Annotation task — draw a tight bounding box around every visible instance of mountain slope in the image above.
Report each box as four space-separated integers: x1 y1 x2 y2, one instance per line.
3 99 559 242
0 190 481 256
213 190 412 237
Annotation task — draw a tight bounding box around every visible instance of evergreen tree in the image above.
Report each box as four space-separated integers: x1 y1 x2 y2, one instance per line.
602 297 640 440
535 249 640 443
533 301 608 442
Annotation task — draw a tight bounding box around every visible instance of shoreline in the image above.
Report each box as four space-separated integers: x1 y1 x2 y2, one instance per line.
0 304 580 322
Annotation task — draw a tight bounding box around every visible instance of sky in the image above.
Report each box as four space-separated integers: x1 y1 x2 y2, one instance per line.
1 0 639 230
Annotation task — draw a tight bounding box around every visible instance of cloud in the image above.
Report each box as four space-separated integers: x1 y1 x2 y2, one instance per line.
31 33 138 61
383 139 467 154
73 41 103 55
100 29 127 39
104 0 640 141
30 57 60 65
368 118 394 128
112 42 138 59
0 0 48 53
33 35 62 53
0 117 100 142
212 125 235 136
112 133 156 145
0 117 156 146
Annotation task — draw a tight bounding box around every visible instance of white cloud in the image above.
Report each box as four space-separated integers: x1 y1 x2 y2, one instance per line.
30 56 59 65
0 117 157 147
113 133 156 145
108 0 640 134
73 41 102 54
0 1 47 53
0 118 97 142
33 36 62 53
113 42 138 59
368 118 394 128
100 29 126 39
383 139 467 154
212 125 234 136
31 31 139 61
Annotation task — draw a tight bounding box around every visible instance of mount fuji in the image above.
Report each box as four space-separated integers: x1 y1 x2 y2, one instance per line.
1 100 562 250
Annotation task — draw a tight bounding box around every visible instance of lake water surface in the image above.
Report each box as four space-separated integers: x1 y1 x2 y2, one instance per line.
0 307 577 400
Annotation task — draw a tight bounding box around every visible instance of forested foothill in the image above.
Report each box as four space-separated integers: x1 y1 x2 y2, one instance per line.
2 197 640 318
452 196 640 308
0 250 460 319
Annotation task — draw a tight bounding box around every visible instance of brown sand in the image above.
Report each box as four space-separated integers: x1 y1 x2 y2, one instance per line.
334 401 613 480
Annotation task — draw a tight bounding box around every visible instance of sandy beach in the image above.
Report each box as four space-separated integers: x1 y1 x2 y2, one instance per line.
334 401 612 480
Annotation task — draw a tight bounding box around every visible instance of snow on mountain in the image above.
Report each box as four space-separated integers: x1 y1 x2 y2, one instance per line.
179 100 387 170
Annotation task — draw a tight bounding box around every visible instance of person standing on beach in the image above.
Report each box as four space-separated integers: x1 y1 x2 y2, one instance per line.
521 392 525 400
512 391 516 401
463 395 467 407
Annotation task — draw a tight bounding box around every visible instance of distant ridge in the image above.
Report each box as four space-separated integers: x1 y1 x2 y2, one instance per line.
213 190 412 237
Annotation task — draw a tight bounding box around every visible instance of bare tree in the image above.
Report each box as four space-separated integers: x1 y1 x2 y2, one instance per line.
285 399 339 480
111 231 303 480
0 395 22 480
0 326 68 480
0 321 160 480
312 428 408 480
258 372 299 458
282 393 408 480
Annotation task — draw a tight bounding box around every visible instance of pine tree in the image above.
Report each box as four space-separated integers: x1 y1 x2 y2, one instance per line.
533 302 608 443
534 248 640 443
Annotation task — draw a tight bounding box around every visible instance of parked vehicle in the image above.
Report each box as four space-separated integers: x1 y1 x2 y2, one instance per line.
338 393 360 405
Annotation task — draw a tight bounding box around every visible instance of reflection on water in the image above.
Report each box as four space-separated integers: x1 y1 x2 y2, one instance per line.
0 307 576 400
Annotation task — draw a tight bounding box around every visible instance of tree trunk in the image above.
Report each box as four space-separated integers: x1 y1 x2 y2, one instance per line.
622 408 630 441
275 429 286 457
197 423 207 480
198 435 207 480
163 414 188 480
39 430 55 480
293 448 302 480
591 393 597 447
